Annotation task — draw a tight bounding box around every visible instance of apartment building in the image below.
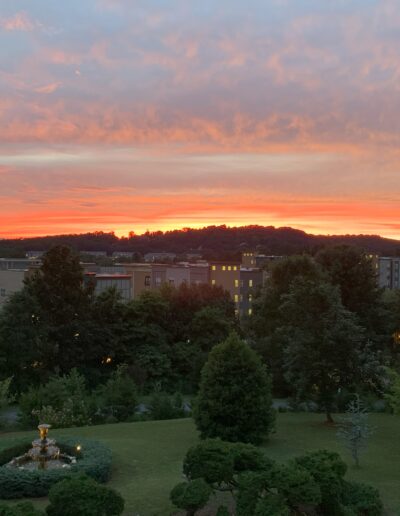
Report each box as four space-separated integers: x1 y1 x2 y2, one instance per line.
0 258 41 270
240 267 263 316
242 252 284 269
374 256 400 289
85 273 132 301
121 263 152 299
151 263 209 289
0 269 28 307
210 262 263 316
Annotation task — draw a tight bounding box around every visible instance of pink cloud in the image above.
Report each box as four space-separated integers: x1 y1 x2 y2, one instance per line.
0 12 35 31
34 82 62 94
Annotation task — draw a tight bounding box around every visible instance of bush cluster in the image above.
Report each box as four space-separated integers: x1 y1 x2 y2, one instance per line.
171 440 383 516
19 368 137 429
0 437 112 499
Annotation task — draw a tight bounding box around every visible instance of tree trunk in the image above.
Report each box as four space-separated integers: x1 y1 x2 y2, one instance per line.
326 410 334 424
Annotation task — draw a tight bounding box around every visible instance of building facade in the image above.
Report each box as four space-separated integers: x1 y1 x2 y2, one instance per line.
375 256 400 290
0 269 28 306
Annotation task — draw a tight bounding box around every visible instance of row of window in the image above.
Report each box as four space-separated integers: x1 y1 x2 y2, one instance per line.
211 279 253 287
211 265 238 271
234 294 253 303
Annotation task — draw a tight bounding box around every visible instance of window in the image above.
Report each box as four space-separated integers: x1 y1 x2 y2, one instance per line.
0 288 5 297
211 265 216 271
248 294 253 302
228 266 232 271
144 275 151 286
249 279 253 287
169 279 175 285
155 277 162 285
222 266 226 271
234 294 239 303
211 279 216 285
234 279 239 287
233 266 238 271
248 308 252 315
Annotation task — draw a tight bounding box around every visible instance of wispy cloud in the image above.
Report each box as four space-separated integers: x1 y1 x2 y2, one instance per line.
34 82 62 94
0 11 35 31
0 0 399 238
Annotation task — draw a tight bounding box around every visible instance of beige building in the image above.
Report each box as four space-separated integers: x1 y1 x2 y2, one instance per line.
121 264 152 299
210 262 241 313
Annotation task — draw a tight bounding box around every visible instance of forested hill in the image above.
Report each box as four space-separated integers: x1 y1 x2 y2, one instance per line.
1 225 400 258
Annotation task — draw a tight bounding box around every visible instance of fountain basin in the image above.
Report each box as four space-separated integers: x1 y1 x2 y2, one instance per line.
6 424 77 471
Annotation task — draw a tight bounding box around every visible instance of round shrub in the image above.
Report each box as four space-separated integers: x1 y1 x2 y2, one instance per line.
0 437 112 499
46 474 124 516
170 479 212 515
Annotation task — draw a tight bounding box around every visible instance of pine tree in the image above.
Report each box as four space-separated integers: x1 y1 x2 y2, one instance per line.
194 333 275 444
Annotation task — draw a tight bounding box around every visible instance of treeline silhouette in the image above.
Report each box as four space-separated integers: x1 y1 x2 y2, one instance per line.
1 225 400 258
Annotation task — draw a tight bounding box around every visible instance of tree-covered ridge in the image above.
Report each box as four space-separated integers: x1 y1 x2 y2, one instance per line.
1 225 400 258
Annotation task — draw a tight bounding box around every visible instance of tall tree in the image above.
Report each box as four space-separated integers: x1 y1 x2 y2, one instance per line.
248 255 324 394
315 245 385 332
277 277 370 422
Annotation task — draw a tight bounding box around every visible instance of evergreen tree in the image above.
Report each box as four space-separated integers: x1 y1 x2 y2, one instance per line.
194 333 274 444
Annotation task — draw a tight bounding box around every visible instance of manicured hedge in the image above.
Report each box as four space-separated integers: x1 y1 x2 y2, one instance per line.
0 437 112 499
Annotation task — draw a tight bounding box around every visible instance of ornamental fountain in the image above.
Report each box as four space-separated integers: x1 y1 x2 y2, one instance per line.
7 424 77 470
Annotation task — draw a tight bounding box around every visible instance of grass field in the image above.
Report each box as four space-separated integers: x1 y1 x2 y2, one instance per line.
2 413 400 515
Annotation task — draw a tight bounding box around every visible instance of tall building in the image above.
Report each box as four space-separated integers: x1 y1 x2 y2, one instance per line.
375 256 400 289
209 262 263 316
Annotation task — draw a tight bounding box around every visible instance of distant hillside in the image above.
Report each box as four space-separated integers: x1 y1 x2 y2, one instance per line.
1 226 400 259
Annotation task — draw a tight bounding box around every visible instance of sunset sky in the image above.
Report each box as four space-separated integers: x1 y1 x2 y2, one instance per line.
1 0 399 238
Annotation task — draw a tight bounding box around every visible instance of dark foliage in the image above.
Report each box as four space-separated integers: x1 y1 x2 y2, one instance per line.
46 474 124 516
1 226 400 257
172 441 383 516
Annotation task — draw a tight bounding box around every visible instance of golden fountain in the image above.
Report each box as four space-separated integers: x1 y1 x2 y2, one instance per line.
7 424 77 470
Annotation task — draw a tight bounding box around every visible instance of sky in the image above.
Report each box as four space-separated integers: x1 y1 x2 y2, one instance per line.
0 0 399 238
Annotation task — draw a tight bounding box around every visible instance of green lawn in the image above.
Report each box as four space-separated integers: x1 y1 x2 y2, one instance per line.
2 413 400 515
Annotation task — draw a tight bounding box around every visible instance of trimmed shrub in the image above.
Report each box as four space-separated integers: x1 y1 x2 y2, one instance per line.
0 502 44 516
0 437 112 498
342 481 383 516
295 450 347 514
183 439 235 485
216 507 230 516
170 479 212 516
175 441 383 516
46 474 124 516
